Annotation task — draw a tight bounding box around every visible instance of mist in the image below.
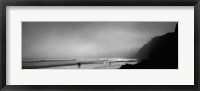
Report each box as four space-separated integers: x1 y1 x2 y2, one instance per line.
22 22 177 61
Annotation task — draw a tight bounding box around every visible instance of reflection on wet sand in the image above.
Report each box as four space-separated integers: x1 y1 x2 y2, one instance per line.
22 58 139 69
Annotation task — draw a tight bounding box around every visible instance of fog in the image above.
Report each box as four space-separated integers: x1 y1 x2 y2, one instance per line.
22 22 177 61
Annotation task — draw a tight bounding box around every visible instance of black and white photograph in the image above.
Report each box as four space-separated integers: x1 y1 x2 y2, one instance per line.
22 22 178 69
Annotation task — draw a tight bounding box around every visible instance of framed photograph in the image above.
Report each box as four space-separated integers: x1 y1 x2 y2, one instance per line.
1 0 199 91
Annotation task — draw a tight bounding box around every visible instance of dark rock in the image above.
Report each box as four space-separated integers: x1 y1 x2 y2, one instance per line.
120 23 178 69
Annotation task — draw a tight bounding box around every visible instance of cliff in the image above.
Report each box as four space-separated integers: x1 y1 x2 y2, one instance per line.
120 23 178 69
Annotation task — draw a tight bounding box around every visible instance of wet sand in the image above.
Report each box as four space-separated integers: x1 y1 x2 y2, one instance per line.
22 59 138 69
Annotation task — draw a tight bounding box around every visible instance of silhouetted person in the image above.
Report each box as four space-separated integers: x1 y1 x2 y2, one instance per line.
109 61 112 67
78 63 81 69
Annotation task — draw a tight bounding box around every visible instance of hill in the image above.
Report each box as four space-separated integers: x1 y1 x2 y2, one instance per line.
120 23 178 69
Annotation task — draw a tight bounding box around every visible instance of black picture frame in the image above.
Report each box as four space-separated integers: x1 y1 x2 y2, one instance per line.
0 0 199 91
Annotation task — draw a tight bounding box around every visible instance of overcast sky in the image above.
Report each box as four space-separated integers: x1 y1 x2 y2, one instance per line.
22 22 177 61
